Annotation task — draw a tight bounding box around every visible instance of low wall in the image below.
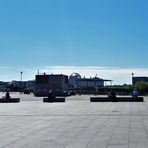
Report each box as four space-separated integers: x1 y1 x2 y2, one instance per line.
90 97 144 102
0 98 20 103
43 97 65 103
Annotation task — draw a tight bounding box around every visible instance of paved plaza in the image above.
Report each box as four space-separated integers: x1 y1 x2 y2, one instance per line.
0 93 148 148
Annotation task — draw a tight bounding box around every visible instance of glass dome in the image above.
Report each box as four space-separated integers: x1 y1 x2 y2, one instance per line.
70 72 81 79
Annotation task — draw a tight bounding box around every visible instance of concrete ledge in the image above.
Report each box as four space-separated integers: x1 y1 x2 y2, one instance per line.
90 97 144 102
90 97 112 102
43 97 65 103
0 98 20 103
117 97 143 102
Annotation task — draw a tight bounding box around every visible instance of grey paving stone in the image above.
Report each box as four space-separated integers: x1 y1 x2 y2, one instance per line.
86 141 108 148
107 144 128 148
0 93 148 148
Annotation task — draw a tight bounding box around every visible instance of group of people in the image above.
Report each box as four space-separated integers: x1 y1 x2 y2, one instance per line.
108 89 139 101
1 89 139 100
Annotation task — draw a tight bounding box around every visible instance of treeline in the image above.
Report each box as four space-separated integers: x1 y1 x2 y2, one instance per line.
99 82 148 95
134 81 148 95
71 82 148 95
70 84 133 95
96 84 132 95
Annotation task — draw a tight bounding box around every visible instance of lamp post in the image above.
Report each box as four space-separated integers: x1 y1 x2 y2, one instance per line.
20 71 23 94
95 74 97 95
132 73 134 88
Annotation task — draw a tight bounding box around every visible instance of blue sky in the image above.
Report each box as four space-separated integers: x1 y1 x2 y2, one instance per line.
0 0 148 83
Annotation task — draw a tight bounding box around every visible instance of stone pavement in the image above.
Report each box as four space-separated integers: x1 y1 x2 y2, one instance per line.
0 93 148 148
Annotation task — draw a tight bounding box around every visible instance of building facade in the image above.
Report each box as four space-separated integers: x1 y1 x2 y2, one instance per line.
69 73 112 89
11 80 35 92
132 76 148 86
77 77 104 88
35 74 69 96
0 81 9 91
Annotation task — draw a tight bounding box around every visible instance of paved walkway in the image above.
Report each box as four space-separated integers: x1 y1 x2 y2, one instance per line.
0 93 148 148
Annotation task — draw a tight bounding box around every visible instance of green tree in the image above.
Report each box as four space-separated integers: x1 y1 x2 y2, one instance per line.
135 81 148 95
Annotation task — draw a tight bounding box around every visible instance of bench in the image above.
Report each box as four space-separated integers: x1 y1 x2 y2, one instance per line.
117 97 143 102
43 97 65 103
0 98 20 103
90 97 144 102
90 97 111 102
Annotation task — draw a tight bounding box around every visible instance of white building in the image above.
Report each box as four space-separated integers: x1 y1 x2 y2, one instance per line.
69 73 82 88
69 73 111 88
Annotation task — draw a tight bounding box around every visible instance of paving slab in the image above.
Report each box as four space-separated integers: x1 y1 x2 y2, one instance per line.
0 93 148 148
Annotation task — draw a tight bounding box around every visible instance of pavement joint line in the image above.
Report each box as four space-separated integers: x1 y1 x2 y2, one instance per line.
0 114 148 117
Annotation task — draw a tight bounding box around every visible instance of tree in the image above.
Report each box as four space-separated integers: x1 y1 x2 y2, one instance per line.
135 81 148 95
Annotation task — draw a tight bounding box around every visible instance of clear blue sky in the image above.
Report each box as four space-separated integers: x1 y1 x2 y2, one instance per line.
0 0 148 82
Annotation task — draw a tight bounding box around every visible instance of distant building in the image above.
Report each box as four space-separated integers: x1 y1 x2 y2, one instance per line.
35 74 69 96
132 76 148 86
69 73 82 88
0 81 9 91
12 80 25 88
11 80 35 92
69 73 112 88
77 77 105 88
25 80 35 92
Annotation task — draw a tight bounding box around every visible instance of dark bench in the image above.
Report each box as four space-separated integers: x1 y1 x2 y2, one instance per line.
90 97 144 102
0 98 20 103
43 97 65 103
90 97 112 102
117 97 143 102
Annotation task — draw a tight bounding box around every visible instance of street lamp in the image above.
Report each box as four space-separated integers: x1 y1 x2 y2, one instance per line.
95 74 97 95
20 71 23 94
132 73 134 87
